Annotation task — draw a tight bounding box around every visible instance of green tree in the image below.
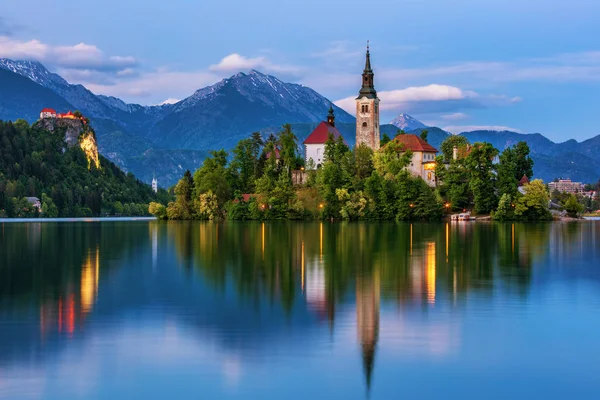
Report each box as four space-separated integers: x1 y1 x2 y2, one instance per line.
420 129 428 143
497 147 518 198
465 142 498 214
513 141 534 180
440 135 470 162
194 150 231 206
492 193 514 221
149 202 167 219
380 133 391 147
514 180 552 221
41 193 59 217
563 194 583 218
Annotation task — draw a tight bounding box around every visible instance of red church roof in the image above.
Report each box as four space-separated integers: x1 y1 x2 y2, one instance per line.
391 134 438 153
519 175 530 186
41 108 56 113
303 122 346 145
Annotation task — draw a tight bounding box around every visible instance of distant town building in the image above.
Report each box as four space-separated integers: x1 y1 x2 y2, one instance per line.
389 134 439 186
355 42 380 152
152 177 158 193
303 105 346 169
548 179 584 194
25 197 42 212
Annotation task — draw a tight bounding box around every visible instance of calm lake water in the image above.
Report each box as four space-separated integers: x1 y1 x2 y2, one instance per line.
1 220 600 399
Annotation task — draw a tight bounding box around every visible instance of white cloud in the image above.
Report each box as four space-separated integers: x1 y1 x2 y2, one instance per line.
209 53 303 76
443 125 523 134
159 98 180 105
441 112 469 121
85 69 220 100
335 84 490 115
0 36 137 71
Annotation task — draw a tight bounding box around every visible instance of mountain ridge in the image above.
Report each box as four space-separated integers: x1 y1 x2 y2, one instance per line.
1 58 599 185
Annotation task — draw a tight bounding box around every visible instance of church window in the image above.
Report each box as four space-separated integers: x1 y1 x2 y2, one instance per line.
365 105 369 113
428 172 433 181
362 122 368 128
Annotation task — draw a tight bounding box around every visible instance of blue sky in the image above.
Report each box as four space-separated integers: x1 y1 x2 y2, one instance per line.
1 0 600 140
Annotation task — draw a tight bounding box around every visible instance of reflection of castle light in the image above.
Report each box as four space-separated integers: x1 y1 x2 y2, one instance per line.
426 242 436 305
81 247 100 314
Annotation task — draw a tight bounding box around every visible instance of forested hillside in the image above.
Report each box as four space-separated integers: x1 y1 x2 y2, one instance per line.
0 120 170 217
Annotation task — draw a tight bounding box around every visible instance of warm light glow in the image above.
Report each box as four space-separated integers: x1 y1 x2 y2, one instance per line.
445 203 450 208
80 248 99 314
319 222 323 259
423 163 436 171
512 223 515 255
426 242 436 305
79 133 100 169
261 222 265 259
410 203 414 208
319 203 324 209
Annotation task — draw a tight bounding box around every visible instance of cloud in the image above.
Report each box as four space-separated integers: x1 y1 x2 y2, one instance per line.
335 84 518 115
378 50 600 84
311 41 362 60
209 53 302 77
443 125 523 134
85 69 220 100
159 98 180 105
441 112 469 121
0 36 137 73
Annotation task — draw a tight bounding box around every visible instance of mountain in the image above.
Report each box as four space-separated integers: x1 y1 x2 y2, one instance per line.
1 58 600 184
0 68 74 122
389 113 428 132
147 70 354 150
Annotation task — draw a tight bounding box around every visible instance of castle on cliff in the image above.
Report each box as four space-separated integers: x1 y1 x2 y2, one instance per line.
40 108 86 123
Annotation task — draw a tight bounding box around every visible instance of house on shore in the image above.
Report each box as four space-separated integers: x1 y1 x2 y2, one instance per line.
390 134 439 187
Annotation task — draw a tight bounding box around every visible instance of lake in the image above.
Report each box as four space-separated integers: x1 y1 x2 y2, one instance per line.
1 220 600 399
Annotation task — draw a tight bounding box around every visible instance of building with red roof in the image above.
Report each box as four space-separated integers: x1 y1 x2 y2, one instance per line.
303 104 346 169
388 134 439 186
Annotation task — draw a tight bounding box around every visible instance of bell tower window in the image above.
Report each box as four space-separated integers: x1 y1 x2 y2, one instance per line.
362 122 368 128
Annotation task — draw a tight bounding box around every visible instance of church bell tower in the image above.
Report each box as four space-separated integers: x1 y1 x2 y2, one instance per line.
355 42 380 151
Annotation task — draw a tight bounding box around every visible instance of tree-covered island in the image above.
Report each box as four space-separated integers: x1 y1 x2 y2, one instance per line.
151 124 563 222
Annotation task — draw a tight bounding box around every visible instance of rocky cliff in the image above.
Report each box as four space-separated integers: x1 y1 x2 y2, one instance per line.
36 118 100 169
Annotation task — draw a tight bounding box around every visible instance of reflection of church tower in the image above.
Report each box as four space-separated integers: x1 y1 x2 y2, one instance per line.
356 268 380 392
356 42 380 151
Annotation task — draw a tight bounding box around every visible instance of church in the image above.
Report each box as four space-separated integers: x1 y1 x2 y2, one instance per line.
303 43 438 186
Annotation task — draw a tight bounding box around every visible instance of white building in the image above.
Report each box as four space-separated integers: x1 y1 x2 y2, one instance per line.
152 177 158 193
40 108 57 119
548 179 584 194
303 105 346 169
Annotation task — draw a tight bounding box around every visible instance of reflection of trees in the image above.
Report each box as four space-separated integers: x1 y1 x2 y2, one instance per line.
170 221 557 316
0 222 146 304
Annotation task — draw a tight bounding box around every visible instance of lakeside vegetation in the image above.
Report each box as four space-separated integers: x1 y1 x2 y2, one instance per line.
0 120 170 217
150 124 590 222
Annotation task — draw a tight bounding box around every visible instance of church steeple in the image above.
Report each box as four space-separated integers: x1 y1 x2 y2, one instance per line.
327 103 335 126
355 41 380 151
358 41 377 99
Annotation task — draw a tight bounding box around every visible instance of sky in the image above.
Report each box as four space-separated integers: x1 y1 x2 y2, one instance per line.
1 0 600 141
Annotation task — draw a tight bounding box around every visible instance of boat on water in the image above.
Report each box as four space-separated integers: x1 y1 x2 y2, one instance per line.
451 213 476 221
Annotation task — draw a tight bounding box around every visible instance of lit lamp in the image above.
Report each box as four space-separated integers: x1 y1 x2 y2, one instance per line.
410 203 414 208
319 203 324 209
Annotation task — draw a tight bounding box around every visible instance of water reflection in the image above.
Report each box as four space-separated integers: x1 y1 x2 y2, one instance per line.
1 220 600 398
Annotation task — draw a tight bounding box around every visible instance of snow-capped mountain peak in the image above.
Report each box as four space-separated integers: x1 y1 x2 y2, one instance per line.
389 113 427 131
